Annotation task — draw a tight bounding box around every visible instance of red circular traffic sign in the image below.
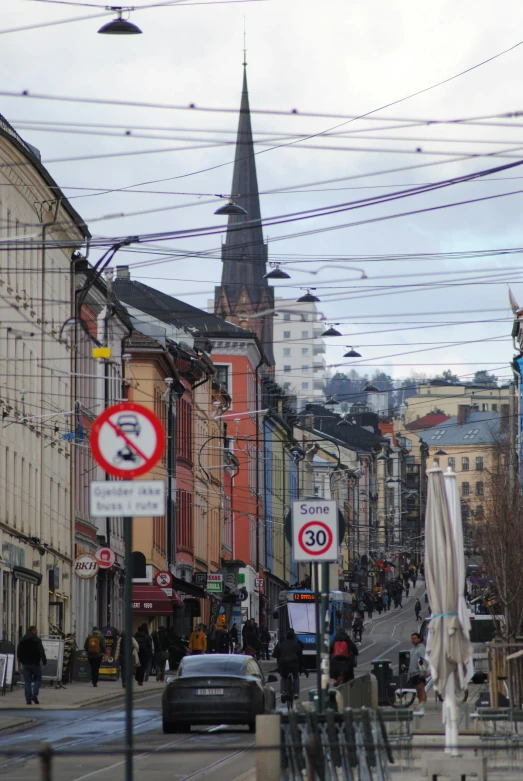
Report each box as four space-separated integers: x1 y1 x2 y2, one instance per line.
297 520 333 557
90 402 165 479
95 547 116 569
155 570 173 589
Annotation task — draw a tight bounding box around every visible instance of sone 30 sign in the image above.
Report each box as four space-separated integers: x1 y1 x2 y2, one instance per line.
291 500 339 562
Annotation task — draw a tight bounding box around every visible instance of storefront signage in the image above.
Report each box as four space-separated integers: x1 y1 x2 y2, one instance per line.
95 547 116 569
74 554 99 579
255 578 264 593
193 572 207 587
206 573 223 593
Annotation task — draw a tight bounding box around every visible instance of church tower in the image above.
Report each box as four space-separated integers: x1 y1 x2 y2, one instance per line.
214 65 274 366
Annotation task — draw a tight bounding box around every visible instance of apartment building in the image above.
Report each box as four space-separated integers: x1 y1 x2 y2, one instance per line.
273 298 328 409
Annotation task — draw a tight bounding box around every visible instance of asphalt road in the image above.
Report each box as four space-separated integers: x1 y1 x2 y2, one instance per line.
0 588 425 781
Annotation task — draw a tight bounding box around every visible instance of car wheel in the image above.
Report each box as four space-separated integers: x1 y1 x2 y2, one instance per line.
248 722 256 734
162 718 176 734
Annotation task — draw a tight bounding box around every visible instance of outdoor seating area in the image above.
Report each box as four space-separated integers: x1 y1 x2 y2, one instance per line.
471 707 523 769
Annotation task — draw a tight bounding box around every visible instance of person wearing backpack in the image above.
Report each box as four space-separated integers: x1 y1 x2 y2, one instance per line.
84 627 106 687
329 627 359 685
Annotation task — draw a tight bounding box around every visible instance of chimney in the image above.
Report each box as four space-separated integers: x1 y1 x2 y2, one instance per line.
116 265 130 280
457 405 471 426
501 404 510 433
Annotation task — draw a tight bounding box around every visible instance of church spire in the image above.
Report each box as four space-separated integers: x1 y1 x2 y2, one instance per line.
215 65 274 365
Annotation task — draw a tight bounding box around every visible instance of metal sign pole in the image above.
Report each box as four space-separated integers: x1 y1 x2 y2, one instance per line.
314 562 322 713
124 516 133 781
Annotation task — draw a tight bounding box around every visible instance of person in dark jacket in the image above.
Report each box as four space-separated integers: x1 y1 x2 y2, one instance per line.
134 624 152 685
151 626 169 681
329 627 359 684
273 629 305 701
214 625 230 654
17 626 47 705
84 627 106 687
229 623 239 653
259 625 270 660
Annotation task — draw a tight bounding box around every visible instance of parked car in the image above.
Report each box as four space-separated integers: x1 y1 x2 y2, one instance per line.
162 654 277 734
420 614 503 677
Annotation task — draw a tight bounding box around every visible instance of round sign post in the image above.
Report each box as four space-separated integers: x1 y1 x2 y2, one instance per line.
90 401 165 781
155 570 173 589
291 499 339 716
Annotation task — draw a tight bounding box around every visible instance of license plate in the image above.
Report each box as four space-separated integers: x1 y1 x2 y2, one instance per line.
195 688 224 696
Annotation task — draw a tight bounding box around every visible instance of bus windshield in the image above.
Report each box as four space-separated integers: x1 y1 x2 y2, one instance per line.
288 602 316 634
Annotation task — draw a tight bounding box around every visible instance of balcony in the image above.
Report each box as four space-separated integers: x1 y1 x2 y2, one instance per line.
313 344 326 354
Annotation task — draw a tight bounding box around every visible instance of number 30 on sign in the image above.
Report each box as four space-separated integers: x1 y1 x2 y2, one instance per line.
292 500 338 562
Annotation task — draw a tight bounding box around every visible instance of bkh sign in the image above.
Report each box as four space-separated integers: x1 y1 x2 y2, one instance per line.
74 554 99 579
291 500 339 562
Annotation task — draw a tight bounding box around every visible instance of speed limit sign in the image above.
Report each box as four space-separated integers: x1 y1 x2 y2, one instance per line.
292 500 339 562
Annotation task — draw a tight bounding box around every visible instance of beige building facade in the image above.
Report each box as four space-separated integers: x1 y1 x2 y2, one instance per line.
0 116 88 642
404 382 510 427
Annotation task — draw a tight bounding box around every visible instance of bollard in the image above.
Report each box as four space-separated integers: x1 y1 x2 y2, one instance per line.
255 714 281 781
40 743 53 781
370 659 392 705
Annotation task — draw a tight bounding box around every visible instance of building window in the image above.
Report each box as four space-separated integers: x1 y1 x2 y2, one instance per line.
462 457 469 471
431 430 444 440
302 314 309 321
302 365 309 373
283 331 291 339
301 330 309 339
283 313 291 321
215 364 229 391
283 365 291 373
448 457 455 470
492 404 498 412
283 348 291 356
434 458 440 466
462 482 470 496
463 429 479 440
482 403 488 412
302 382 309 390
476 481 484 496
476 456 483 471
475 505 484 520
301 348 309 356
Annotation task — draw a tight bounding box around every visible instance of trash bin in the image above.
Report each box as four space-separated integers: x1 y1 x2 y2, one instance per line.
399 650 410 675
371 659 392 705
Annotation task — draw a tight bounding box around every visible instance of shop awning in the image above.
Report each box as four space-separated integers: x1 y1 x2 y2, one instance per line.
170 575 206 599
132 585 184 614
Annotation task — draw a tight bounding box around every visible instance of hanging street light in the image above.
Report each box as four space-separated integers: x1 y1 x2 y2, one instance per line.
343 347 361 358
364 382 379 393
98 7 142 34
321 324 342 337
264 263 290 280
325 396 339 406
214 198 248 216
297 288 320 303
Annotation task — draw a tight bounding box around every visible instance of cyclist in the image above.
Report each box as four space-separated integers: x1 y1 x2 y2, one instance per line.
273 629 305 703
408 632 428 712
329 627 359 685
414 598 422 621
352 615 364 643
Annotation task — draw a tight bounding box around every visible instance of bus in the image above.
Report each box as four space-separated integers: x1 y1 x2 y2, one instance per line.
273 588 353 668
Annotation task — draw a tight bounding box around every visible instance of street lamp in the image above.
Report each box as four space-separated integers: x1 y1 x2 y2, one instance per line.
214 198 248 216
98 8 142 34
343 347 361 358
297 288 320 303
264 263 290 280
321 324 342 337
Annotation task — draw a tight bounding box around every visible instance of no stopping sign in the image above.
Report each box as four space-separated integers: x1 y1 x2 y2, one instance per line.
292 500 338 562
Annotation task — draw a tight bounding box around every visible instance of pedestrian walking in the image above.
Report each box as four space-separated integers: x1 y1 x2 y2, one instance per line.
16 626 47 705
352 615 364 643
405 582 410 598
84 626 106 687
137 623 153 680
152 626 170 681
415 598 422 621
115 631 139 688
188 625 207 654
229 622 239 653
167 627 186 670
259 624 270 660
357 599 365 620
134 624 152 685
214 624 230 654
366 599 374 620
375 596 383 615
382 592 389 611
408 632 428 712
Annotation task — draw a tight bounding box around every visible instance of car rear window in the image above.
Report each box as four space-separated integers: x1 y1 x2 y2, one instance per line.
178 655 246 677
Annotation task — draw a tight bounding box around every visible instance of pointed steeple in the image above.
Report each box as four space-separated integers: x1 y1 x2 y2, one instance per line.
215 66 274 365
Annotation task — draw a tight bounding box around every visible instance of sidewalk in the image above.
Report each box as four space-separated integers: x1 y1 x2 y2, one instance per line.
0 678 165 710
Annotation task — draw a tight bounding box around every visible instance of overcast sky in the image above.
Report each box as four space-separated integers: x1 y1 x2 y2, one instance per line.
2 0 523 388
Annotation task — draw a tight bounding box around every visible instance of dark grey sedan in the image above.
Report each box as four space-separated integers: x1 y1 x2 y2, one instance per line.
162 654 277 733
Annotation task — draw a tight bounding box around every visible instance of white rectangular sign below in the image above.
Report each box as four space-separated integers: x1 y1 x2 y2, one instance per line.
90 480 166 518
292 499 339 562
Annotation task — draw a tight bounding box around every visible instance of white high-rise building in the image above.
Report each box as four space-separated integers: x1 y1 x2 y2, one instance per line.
273 298 328 408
